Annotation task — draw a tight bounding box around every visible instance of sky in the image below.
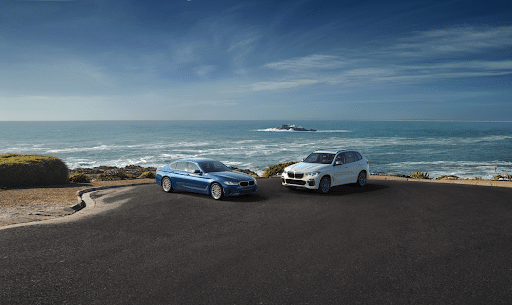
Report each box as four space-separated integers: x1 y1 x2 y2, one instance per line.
0 0 511 121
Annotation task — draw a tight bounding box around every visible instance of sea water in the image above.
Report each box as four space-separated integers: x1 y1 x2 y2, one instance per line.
1 120 511 179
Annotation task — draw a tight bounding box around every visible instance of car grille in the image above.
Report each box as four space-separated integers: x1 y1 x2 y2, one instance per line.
285 179 306 185
240 181 255 187
287 172 304 179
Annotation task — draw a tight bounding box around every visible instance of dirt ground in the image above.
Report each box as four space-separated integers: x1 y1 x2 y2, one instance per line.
0 179 155 208
0 179 155 227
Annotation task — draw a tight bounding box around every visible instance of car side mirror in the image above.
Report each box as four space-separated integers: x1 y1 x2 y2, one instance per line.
335 161 343 166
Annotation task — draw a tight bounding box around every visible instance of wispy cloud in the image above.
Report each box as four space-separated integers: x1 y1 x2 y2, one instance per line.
175 100 238 108
389 25 512 56
250 25 512 91
264 54 346 71
244 80 319 91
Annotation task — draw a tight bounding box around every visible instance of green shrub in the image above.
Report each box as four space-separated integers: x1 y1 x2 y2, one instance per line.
139 171 155 179
69 173 91 183
494 174 512 181
409 171 431 179
435 175 459 180
262 161 298 178
0 153 69 188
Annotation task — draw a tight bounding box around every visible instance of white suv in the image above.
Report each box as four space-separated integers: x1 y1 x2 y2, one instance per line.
281 149 370 194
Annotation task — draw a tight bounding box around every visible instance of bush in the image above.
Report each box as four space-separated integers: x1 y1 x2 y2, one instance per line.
69 173 91 183
262 161 298 178
435 175 459 180
139 171 155 179
409 171 431 179
494 174 512 181
0 153 69 188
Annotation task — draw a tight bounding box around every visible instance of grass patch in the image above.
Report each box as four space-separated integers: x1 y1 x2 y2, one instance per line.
139 171 155 179
435 175 459 180
409 171 431 179
69 173 91 183
0 153 69 188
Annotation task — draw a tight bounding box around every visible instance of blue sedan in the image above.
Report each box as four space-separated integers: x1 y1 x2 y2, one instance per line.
155 158 257 200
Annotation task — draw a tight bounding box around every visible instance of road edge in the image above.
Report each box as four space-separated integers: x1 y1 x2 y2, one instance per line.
0 182 155 231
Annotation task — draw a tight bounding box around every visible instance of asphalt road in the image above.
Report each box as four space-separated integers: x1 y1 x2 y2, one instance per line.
1 178 512 304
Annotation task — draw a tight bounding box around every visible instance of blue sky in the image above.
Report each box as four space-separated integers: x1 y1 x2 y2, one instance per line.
1 0 511 121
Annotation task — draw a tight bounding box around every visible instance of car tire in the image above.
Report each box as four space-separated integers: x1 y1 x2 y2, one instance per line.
317 176 331 194
162 177 173 193
210 182 224 200
357 171 367 187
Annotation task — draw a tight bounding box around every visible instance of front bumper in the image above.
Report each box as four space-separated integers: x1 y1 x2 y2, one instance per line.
222 184 257 197
281 173 320 190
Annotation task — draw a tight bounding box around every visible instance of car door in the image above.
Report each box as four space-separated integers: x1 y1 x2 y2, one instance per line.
352 151 367 180
171 161 189 190
344 152 359 183
332 152 349 185
185 162 210 193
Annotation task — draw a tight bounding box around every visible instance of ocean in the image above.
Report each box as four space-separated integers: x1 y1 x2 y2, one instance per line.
1 120 511 179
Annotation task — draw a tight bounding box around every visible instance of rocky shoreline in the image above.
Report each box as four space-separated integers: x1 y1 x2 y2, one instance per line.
69 165 157 179
69 165 510 182
69 165 259 179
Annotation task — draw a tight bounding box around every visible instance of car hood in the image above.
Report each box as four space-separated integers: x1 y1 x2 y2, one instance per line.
285 162 330 173
208 171 254 181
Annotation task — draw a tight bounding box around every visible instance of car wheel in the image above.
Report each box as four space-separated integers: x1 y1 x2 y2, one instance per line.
357 171 367 187
317 176 331 194
162 177 173 193
210 182 224 200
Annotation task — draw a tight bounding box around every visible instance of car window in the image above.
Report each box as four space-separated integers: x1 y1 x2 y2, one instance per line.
174 162 187 171
345 152 356 163
354 152 362 161
304 153 335 164
187 162 200 173
335 153 346 164
198 161 230 173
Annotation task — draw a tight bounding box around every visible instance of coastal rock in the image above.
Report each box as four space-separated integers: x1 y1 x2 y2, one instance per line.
277 124 316 132
230 167 259 177
69 165 156 178
69 165 256 178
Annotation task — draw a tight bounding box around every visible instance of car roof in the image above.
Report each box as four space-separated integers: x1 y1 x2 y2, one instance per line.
313 148 347 154
172 158 219 163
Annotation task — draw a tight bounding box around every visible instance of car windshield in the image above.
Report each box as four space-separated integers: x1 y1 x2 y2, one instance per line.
303 152 335 164
198 161 231 173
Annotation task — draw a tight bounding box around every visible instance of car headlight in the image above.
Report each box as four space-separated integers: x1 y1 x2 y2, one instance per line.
224 181 239 186
306 171 320 177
